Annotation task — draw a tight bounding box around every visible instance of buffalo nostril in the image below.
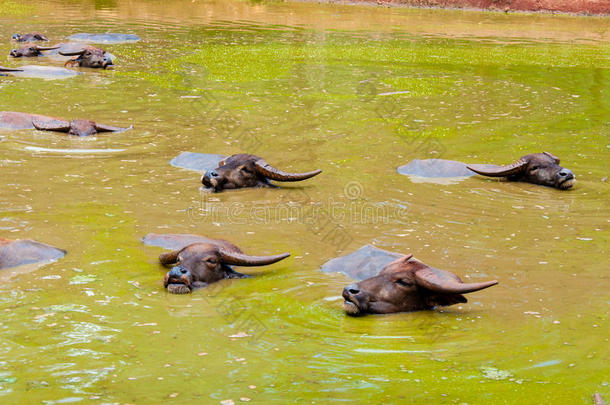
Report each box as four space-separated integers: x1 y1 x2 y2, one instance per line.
559 169 573 178
180 268 187 274
349 289 359 295
210 171 219 177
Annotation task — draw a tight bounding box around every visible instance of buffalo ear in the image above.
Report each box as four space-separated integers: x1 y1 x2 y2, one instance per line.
466 160 527 178
218 157 228 167
543 151 560 164
94 123 132 133
159 250 180 266
31 117 70 133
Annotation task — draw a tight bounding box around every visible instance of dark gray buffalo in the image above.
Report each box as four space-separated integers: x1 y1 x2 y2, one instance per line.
0 111 131 137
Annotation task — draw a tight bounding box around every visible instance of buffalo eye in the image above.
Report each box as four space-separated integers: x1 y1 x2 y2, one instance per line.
395 279 412 287
205 258 217 265
529 165 539 171
240 166 253 174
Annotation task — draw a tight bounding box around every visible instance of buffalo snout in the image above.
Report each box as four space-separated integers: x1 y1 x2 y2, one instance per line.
164 265 193 294
342 283 367 316
201 170 219 188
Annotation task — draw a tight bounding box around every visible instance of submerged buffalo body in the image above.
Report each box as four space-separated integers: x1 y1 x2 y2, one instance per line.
0 238 66 270
202 153 322 191
325 245 497 315
12 33 49 42
399 152 574 190
144 233 290 294
0 112 131 136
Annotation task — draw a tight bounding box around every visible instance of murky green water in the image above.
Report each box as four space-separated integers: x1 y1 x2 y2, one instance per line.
1 0 608 403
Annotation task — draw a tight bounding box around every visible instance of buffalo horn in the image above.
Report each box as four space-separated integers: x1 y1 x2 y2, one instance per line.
466 160 527 177
415 267 498 294
254 159 322 182
59 49 86 56
220 249 290 266
31 117 70 132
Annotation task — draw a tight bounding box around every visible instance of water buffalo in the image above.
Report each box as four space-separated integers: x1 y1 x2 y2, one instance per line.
0 238 65 270
201 153 322 191
342 254 497 315
0 112 131 137
147 233 290 294
398 152 574 190
12 33 49 42
10 44 60 57
467 152 575 189
60 45 113 69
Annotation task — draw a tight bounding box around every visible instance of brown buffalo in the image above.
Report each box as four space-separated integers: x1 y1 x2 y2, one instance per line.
0 111 131 137
10 44 60 57
201 153 322 191
342 254 497 315
60 45 113 69
467 152 575 189
12 33 49 42
158 237 290 294
0 237 66 270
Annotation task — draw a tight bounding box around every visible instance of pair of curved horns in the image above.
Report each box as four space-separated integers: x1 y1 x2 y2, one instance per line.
467 159 527 177
254 159 322 182
415 266 498 294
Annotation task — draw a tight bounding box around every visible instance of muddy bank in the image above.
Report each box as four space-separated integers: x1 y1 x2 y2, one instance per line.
294 0 610 15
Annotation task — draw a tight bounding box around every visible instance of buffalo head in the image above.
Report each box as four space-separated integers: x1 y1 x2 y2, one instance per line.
10 45 59 58
202 153 322 191
342 254 497 315
467 152 575 189
31 116 130 137
159 242 290 294
12 33 49 42
60 46 113 69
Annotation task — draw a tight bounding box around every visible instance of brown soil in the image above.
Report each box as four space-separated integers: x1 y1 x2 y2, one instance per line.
299 0 610 15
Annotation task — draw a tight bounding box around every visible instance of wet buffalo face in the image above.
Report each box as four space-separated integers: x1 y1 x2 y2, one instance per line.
10 45 59 57
60 46 113 69
467 152 575 189
342 255 497 315
201 153 322 191
12 33 49 42
159 241 290 294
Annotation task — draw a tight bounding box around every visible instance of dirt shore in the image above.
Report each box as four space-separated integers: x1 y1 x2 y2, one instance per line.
294 0 610 15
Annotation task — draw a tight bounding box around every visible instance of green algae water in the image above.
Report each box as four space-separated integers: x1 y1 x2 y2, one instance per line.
0 0 608 402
